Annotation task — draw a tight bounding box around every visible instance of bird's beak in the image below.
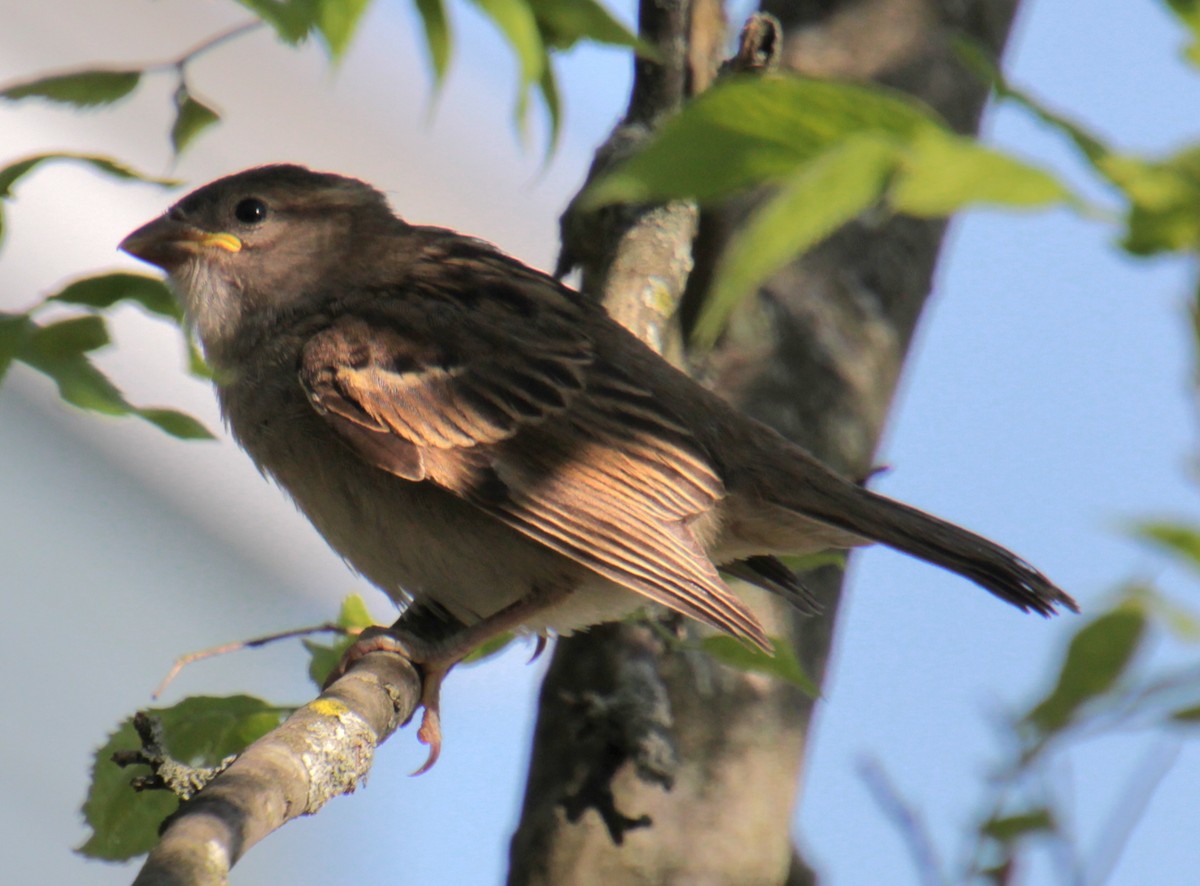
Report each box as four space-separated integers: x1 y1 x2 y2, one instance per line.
119 216 242 272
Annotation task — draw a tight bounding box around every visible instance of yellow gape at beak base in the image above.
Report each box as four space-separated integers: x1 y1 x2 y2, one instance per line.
202 232 243 253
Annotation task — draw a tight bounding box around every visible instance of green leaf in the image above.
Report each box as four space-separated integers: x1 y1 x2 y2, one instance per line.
1170 703 1200 723
981 809 1056 842
469 0 546 125
334 594 377 630
1165 0 1200 67
694 136 898 347
527 0 646 53
414 0 453 84
0 152 177 201
583 73 1070 344
187 339 214 380
304 594 379 688
1121 580 1200 641
303 636 349 689
50 273 182 321
19 316 131 416
0 313 32 385
1025 606 1146 736
970 57 1200 254
134 408 215 440
314 0 373 59
21 351 129 415
79 722 176 861
778 550 848 573
461 632 515 664
891 129 1071 217
1104 149 1200 255
701 635 820 696
962 48 1200 254
0 157 46 201
587 70 1067 219
79 696 289 860
0 151 174 250
171 90 221 156
27 315 111 355
234 0 319 43
956 42 1111 168
238 0 374 59
536 61 562 155
1131 520 1200 574
16 315 213 437
1 69 141 107
583 75 936 208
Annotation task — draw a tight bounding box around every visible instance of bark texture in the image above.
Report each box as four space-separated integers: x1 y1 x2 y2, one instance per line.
509 2 1021 883
133 652 420 885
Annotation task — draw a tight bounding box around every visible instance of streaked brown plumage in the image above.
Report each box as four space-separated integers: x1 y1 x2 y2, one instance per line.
121 165 1077 765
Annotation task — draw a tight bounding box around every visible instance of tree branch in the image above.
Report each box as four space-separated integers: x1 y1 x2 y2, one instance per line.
132 652 420 885
556 0 718 355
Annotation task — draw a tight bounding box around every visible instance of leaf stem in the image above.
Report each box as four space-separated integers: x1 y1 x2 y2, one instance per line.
142 20 264 74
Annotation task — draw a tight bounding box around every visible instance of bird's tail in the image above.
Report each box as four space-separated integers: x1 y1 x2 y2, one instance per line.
753 449 1079 616
724 417 1084 609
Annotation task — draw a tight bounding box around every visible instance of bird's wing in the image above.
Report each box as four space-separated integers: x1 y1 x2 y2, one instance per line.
299 251 768 648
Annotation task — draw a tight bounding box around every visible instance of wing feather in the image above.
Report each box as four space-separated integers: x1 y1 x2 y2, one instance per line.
298 245 768 649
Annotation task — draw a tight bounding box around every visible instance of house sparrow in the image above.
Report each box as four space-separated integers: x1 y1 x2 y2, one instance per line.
121 165 1077 767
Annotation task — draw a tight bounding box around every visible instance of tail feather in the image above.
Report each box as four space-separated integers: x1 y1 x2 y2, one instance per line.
780 471 1078 616
723 556 822 614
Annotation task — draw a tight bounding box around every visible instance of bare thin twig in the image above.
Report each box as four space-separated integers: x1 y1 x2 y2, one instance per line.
152 622 354 698
1087 740 1182 884
858 756 947 886
154 20 264 73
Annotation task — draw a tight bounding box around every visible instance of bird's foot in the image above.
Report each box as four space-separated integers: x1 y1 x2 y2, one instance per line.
325 589 570 771
324 626 456 774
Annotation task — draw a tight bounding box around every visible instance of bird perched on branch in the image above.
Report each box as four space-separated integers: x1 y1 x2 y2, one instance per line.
121 164 1077 769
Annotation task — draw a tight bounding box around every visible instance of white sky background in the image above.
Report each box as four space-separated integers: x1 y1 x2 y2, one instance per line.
1 1 1198 883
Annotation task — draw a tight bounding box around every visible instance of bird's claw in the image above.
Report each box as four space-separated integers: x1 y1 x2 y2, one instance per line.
413 706 443 775
324 627 453 775
411 661 450 775
527 634 548 664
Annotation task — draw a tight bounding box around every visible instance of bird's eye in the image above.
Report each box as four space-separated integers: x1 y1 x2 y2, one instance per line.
234 197 268 225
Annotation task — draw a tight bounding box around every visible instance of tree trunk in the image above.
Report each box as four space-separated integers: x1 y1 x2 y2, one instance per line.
509 1 1021 882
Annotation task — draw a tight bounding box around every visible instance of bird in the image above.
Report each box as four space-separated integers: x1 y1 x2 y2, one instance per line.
120 164 1077 769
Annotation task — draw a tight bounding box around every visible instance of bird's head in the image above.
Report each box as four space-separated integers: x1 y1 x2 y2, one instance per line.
120 164 396 365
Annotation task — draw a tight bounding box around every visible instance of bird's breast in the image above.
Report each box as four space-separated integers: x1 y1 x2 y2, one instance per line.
215 371 633 630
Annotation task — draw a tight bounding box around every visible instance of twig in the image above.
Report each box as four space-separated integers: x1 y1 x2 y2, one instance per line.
144 20 265 74
1042 745 1084 886
858 756 946 886
133 649 420 886
114 712 240 800
152 622 355 698
1087 740 1182 884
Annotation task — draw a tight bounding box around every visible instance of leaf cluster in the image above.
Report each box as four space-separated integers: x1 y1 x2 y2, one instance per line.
81 595 379 859
0 0 645 436
1 0 645 157
0 152 212 437
575 19 1200 347
415 0 650 146
950 572 1200 884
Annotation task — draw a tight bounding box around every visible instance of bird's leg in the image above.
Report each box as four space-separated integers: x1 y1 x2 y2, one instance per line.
326 586 569 773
